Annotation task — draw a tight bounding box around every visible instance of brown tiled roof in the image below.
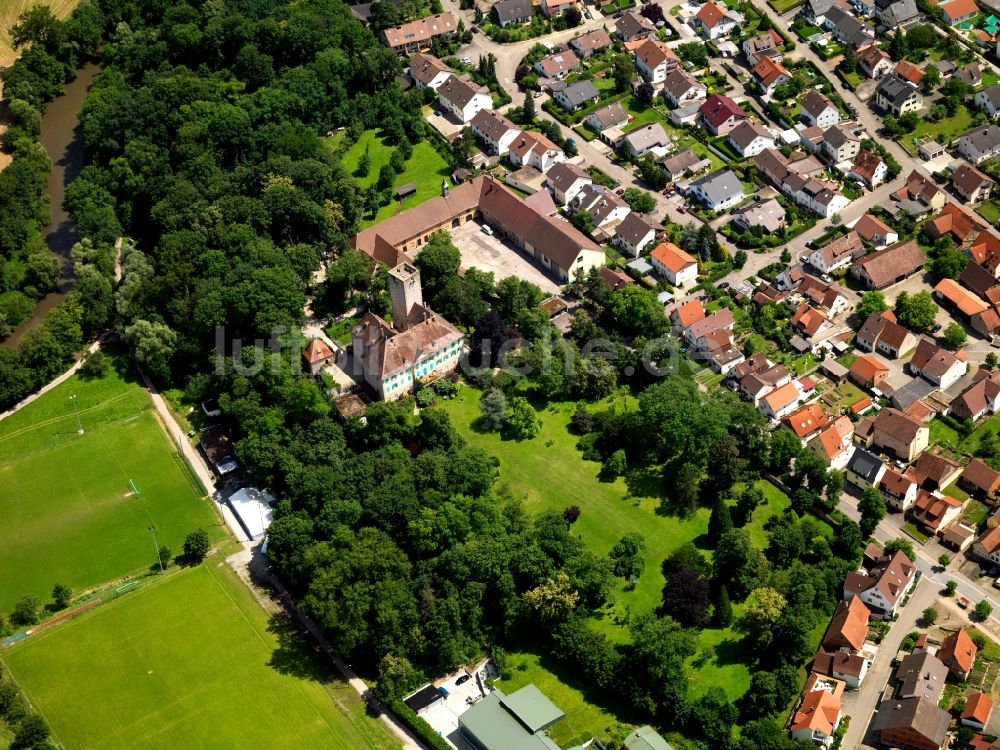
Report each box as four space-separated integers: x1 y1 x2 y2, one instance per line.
910 338 962 380
850 354 889 384
963 458 1000 494
928 202 989 243
962 691 993 725
909 448 960 489
571 28 613 53
303 338 334 364
938 629 977 676
752 56 790 87
843 550 915 608
851 240 925 289
954 368 1000 419
353 310 463 381
822 596 870 652
873 407 924 445
409 53 452 86
852 149 884 182
471 109 520 143
599 266 633 291
880 467 916 498
953 162 995 196
791 302 831 337
977 525 1000 554
536 50 580 77
853 214 894 244
813 648 867 678
815 230 863 267
383 12 458 49
801 89 836 120
911 489 962 531
961 262 1000 299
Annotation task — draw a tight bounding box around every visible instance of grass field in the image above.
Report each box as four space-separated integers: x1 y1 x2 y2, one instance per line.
0 0 78 66
339 128 451 228
903 105 976 155
0 359 225 612
1 564 399 750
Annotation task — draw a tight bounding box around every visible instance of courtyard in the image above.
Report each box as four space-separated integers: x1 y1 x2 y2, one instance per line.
450 220 561 295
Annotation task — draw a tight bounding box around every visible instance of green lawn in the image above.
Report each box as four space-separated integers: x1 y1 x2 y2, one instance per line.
0 360 225 613
903 521 930 544
770 0 805 12
977 199 1000 225
981 70 1000 90
340 129 451 228
325 315 360 346
501 651 634 747
930 417 962 451
904 106 976 155
1 564 398 750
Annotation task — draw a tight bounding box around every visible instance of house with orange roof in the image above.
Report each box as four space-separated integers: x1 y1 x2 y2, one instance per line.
790 673 844 746
849 354 890 390
791 302 835 341
880 468 919 511
849 149 888 189
938 0 979 25
669 298 705 334
911 489 964 535
939 628 977 680
973 525 1000 566
752 56 791 98
694 0 739 38
822 596 871 654
962 691 993 731
650 242 698 287
782 403 831 444
925 201 990 245
895 60 924 85
303 338 335 375
811 415 855 470
760 380 803 420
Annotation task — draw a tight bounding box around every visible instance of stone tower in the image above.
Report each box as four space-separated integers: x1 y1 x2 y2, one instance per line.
389 262 423 331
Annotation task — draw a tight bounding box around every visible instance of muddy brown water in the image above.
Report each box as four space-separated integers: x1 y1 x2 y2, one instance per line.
3 61 101 348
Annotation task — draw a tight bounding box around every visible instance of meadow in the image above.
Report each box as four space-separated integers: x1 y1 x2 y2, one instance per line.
2 564 399 750
0 0 78 66
0 359 225 612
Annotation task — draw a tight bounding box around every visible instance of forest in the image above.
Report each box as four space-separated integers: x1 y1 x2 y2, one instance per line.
0 0 868 746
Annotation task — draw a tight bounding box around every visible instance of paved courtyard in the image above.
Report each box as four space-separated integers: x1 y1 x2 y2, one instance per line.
451 220 561 295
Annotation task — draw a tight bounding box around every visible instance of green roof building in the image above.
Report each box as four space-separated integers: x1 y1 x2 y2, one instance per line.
623 726 675 750
458 684 566 750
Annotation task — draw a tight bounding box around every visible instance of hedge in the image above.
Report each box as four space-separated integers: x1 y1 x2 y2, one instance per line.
383 696 453 750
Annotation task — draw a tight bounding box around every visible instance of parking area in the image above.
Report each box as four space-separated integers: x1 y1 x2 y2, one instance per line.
415 663 496 750
451 220 561 295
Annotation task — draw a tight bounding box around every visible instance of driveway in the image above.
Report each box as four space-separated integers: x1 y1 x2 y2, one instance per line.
451 219 561 294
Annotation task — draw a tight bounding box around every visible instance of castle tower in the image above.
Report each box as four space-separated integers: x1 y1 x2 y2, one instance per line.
389 262 423 331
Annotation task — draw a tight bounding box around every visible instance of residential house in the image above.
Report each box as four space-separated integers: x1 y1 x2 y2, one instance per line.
303 338 334 375
670 297 705 334
961 458 1000 498
975 84 1000 119
957 62 983 87
958 125 1000 165
805 0 836 24
382 12 458 55
621 123 670 158
437 75 492 123
819 124 862 165
852 214 898 248
727 121 775 158
909 338 967 390
938 629 977 680
925 202 990 245
798 277 849 316
961 261 1000 300
760 380 804 420
569 28 613 58
974 525 1000 565
785 172 850 218
801 90 841 129
850 149 888 188
776 262 806 291
908 451 962 493
791 302 836 346
687 169 745 211
662 69 706 107
545 162 591 206
508 131 565 173
895 650 948 702
751 57 791 97
586 101 630 132
600 266 633 291
811 415 856 469
351 264 463 401
850 354 890 389
539 0 574 18
895 60 924 86
650 242 698 286
535 50 581 79
732 193 787 233
911 489 964 534
658 149 710 180
961 692 994 731
824 6 876 48
858 44 894 79
615 10 656 41
881 468 919 511
856 311 917 359
635 38 681 84
952 162 996 204
843 549 917 617
952 368 1000 421
790 674 844 747
408 53 452 90
492 0 532 26
876 0 920 26
669 100 703 126
743 30 784 66
470 109 521 155
846 447 887 489
871 407 929 461
934 277 990 325
874 698 950 750
782 403 832 444
571 184 631 229
613 212 659 257
809 231 864 274
874 74 923 116
553 80 599 111
699 94 748 136
850 240 926 289
693 0 739 39
898 169 946 211
353 176 603 284
939 0 979 25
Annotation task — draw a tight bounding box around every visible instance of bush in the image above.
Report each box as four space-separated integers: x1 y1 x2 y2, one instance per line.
382 697 452 750
416 389 436 408
183 528 211 562
921 606 937 625
10 596 41 627
79 349 110 379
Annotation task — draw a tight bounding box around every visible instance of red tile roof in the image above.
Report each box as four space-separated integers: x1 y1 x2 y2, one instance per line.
939 629 977 677
962 691 993 726
699 94 747 129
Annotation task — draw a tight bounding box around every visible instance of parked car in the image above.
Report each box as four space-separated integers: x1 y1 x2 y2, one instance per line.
456 674 471 685
719 281 730 289
677 207 686 214
614 187 625 195
481 225 494 236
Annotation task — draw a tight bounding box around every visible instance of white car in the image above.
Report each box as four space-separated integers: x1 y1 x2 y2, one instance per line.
481 225 494 236
461 57 472 65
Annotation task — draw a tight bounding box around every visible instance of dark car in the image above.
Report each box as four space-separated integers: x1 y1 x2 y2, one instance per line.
719 281 730 289
455 674 471 685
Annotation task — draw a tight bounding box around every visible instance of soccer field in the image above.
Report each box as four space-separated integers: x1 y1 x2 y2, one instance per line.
0 360 225 612
2 564 400 749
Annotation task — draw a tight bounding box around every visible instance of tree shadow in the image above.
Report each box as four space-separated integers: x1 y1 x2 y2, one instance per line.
266 611 330 683
713 637 747 667
625 466 663 504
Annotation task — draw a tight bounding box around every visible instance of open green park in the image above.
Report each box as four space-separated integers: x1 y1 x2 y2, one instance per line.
338 128 452 228
440 385 829 710
0 357 225 613
2 564 398 750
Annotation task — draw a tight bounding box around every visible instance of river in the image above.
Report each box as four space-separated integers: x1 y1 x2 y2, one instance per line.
2 61 100 348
